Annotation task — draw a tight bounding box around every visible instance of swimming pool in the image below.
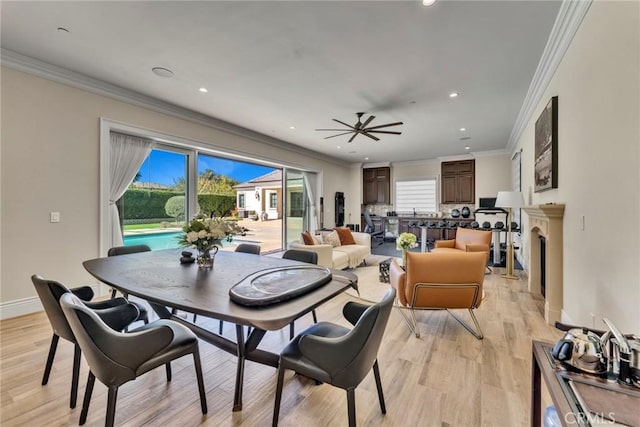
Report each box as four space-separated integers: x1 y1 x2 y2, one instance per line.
123 231 182 250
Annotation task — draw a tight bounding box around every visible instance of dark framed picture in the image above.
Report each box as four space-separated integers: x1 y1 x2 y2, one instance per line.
534 96 558 192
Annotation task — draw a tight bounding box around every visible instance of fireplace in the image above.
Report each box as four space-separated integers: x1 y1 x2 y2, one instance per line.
522 204 565 325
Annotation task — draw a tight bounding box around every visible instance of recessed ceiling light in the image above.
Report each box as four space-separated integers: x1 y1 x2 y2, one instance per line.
422 0 436 6
465 146 470 150
289 126 296 130
459 127 466 132
152 67 174 78
449 92 459 98
198 87 208 93
337 146 342 149
364 157 369 160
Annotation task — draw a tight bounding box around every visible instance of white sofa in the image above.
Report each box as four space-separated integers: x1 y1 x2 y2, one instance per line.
289 231 371 269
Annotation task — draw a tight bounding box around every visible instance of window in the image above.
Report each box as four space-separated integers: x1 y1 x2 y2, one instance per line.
238 193 245 208
269 192 277 209
395 178 437 213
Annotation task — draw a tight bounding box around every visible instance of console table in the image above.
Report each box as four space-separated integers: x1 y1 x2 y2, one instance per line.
531 340 639 426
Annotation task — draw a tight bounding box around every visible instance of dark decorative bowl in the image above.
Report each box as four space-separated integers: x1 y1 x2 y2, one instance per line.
494 221 505 229
482 221 492 229
470 221 480 229
451 209 461 218
461 206 471 218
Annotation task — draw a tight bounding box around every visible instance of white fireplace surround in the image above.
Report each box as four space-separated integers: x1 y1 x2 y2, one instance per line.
522 204 565 325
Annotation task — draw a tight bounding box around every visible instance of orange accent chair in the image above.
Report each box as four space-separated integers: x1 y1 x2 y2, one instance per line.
389 251 487 339
432 227 492 271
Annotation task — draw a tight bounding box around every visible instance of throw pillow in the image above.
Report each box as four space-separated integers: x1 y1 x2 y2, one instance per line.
333 227 356 245
322 230 341 248
301 231 315 245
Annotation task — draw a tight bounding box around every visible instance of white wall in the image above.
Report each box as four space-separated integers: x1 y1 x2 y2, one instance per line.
0 68 353 312
513 1 639 332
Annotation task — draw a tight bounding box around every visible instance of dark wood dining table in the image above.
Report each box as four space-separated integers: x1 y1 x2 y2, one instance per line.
83 249 358 411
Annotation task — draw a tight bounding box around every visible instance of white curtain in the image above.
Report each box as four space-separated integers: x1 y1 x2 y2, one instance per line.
109 132 153 246
302 172 318 232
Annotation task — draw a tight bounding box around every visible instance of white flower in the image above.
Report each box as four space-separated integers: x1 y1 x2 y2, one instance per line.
186 231 199 243
198 230 208 239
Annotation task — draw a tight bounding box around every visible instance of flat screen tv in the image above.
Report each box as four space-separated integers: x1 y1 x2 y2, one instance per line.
479 197 497 208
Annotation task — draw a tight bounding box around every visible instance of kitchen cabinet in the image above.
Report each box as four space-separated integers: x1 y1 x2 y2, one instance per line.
441 160 475 204
363 167 390 205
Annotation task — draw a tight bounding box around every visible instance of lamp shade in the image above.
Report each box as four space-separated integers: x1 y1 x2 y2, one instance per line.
495 191 524 208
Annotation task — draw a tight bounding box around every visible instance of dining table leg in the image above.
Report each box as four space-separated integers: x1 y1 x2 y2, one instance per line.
233 323 246 411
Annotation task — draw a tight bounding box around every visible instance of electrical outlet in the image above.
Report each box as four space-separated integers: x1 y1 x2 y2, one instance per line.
50 212 60 223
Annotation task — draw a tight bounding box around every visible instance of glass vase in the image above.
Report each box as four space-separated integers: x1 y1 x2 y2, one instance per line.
197 246 218 269
402 249 407 268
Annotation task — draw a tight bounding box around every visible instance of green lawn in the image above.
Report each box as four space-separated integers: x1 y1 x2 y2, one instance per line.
123 223 174 231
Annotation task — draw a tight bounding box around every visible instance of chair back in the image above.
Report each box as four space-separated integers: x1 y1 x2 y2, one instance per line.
404 251 486 309
235 243 261 254
32 275 80 342
452 227 491 251
363 211 374 232
282 249 318 265
108 244 151 257
59 293 140 386
317 288 395 389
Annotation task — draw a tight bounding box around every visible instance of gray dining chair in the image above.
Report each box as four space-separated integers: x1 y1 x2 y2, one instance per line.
281 249 319 339
60 293 208 427
31 275 141 409
272 288 395 427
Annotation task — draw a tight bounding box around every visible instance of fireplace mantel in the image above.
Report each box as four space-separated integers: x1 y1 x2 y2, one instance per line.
522 204 565 324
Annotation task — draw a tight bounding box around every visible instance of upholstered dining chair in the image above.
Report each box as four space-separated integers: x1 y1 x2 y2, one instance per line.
31 275 141 409
107 245 152 315
389 251 487 339
59 293 208 427
281 249 319 339
272 288 395 427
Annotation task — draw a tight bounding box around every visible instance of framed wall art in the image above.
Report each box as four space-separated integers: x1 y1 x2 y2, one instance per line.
534 96 558 192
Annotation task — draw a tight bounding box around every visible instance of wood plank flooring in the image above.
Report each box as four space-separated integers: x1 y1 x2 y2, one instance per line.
0 267 561 426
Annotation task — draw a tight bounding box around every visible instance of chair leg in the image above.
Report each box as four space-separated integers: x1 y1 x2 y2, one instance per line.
192 349 208 414
165 362 172 381
79 372 95 425
272 366 285 427
396 307 421 338
446 309 484 340
289 322 295 340
110 288 117 299
42 334 59 385
219 320 224 335
193 314 198 323
70 343 81 408
105 386 118 427
311 309 318 324
346 388 357 427
372 360 386 414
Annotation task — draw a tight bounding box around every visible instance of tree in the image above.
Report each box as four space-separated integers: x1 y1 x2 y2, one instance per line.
165 196 186 223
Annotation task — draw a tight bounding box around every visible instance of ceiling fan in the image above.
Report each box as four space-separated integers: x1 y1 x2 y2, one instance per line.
316 112 403 143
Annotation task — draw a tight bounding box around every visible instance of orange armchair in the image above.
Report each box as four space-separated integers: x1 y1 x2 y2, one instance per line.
389 251 487 339
433 227 492 267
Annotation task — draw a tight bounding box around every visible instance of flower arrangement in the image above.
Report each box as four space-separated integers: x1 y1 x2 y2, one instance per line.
396 232 418 251
178 213 243 254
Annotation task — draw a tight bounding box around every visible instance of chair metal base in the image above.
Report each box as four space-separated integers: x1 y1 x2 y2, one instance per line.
395 304 484 340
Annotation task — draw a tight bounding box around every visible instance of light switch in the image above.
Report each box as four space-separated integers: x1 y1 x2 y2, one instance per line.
50 212 60 223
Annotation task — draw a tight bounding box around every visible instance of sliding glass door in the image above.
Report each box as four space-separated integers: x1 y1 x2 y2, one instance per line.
284 169 319 247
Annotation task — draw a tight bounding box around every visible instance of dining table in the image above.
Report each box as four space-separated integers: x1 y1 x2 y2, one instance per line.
83 248 358 411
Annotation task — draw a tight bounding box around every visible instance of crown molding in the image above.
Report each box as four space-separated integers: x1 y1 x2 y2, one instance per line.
1 48 350 168
506 0 592 152
471 149 510 158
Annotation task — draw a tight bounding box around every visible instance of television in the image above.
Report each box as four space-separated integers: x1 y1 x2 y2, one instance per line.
479 197 497 208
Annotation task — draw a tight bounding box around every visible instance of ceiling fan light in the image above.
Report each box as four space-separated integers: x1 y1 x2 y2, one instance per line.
422 0 436 6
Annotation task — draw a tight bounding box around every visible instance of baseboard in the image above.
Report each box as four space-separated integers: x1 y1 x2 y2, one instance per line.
0 283 104 320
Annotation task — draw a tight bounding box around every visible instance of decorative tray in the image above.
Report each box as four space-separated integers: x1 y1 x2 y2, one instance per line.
229 265 333 307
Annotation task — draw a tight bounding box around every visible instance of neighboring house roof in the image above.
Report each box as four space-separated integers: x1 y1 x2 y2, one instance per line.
235 169 282 190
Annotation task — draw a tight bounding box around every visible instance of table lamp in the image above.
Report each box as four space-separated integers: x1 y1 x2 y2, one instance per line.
495 191 524 279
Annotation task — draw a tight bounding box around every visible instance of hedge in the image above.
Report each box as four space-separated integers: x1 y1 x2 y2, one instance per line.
120 188 236 220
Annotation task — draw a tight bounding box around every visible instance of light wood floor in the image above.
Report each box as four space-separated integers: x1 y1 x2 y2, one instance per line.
0 267 561 426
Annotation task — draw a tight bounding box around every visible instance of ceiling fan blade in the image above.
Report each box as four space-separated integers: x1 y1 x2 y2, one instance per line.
316 128 353 131
366 130 402 135
364 121 404 130
360 115 375 129
333 119 356 129
362 132 380 141
348 133 359 143
323 131 355 139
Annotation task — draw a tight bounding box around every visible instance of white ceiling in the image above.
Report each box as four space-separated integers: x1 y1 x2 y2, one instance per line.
1 1 562 164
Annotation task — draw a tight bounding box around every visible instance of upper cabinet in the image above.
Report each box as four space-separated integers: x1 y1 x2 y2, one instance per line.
441 160 475 204
363 167 390 205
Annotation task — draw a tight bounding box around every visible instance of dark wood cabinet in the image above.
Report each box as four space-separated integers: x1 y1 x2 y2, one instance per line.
441 160 475 204
363 167 390 205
